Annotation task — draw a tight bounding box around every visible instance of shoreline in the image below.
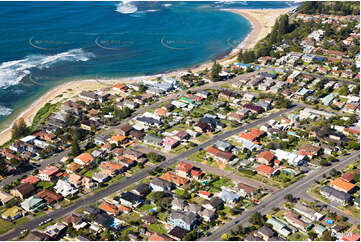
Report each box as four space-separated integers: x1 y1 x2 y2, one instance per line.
0 7 292 145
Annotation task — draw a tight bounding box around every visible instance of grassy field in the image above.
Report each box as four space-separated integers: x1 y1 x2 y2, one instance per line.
37 181 54 190
149 223 167 234
0 219 14 235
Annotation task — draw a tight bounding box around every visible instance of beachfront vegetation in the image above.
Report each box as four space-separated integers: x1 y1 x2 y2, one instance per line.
297 1 360 16
211 61 222 82
32 102 59 128
11 118 30 140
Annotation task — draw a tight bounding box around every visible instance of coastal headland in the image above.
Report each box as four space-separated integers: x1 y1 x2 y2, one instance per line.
0 7 292 145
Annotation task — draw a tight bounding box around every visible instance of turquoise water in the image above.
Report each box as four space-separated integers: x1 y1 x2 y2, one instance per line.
0 1 298 125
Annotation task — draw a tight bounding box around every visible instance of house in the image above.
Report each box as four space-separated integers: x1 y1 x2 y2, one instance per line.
239 128 265 142
206 146 234 163
194 121 212 133
144 134 163 147
202 197 223 210
110 135 127 146
74 153 94 167
243 104 264 114
21 176 40 185
174 130 190 141
99 162 124 177
172 197 186 211
227 113 244 123
257 150 275 165
168 226 189 241
23 231 51 241
237 183 258 198
314 225 327 237
63 213 88 230
92 172 110 183
199 190 211 199
66 162 83 174
142 215 158 227
1 206 25 220
44 222 67 239
68 173 83 188
11 183 35 200
320 186 351 206
36 189 62 205
119 192 143 208
21 196 45 212
330 178 356 193
185 203 202 214
161 172 189 187
255 226 275 241
167 210 198 231
163 137 179 150
283 211 307 232
132 183 151 197
256 164 275 178
150 177 173 192
275 149 306 166
54 180 78 197
297 143 320 158
99 201 120 216
340 172 356 183
215 140 233 152
148 232 173 241
94 213 113 228
0 191 14 206
266 217 291 238
218 89 240 101
176 162 193 178
218 187 240 206
293 203 318 221
200 209 216 222
123 149 144 161
38 166 59 181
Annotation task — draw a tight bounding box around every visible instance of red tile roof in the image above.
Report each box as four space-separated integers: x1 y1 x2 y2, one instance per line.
177 162 193 173
257 151 275 163
21 176 40 184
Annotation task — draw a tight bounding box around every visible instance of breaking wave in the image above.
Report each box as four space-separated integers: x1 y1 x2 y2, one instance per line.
0 105 12 116
115 1 138 14
0 48 94 89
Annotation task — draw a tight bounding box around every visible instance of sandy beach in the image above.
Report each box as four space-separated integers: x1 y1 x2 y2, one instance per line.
0 7 292 145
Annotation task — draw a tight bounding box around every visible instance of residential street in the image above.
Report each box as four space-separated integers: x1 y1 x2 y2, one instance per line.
0 101 295 241
201 151 360 241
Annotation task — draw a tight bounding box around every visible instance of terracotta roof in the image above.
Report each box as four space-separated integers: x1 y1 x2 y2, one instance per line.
155 108 168 116
111 135 127 142
341 172 356 182
237 183 257 194
257 150 275 162
100 162 124 171
118 205 132 213
39 166 59 176
160 171 189 186
21 176 40 184
330 178 355 193
36 189 62 205
148 233 173 241
206 146 220 155
177 162 193 173
99 201 119 215
199 190 211 197
190 169 203 178
256 164 275 175
75 153 94 164
67 162 82 172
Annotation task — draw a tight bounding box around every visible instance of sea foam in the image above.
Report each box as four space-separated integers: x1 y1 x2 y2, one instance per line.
0 105 12 116
0 48 94 89
115 1 138 14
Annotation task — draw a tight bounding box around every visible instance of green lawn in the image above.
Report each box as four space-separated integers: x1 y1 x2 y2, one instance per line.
0 219 14 235
197 134 210 143
137 204 155 212
33 211 46 218
149 223 167 234
83 168 100 178
170 145 187 154
37 181 54 190
157 211 168 221
288 232 308 241
187 152 205 163
175 189 186 197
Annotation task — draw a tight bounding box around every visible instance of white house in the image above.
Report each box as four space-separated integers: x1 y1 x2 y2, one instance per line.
54 180 78 197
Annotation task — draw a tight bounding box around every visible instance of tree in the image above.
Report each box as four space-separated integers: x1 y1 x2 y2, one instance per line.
221 233 230 241
147 152 164 163
184 230 197 241
71 134 81 156
248 212 264 226
284 194 294 203
321 230 335 241
11 118 29 140
0 157 7 176
211 61 222 82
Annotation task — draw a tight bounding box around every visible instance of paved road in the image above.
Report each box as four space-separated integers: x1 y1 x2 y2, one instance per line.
201 151 360 241
303 189 360 225
184 160 279 192
0 102 294 241
0 69 269 188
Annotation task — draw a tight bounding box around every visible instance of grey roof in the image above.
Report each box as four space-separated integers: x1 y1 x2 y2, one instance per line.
172 197 186 209
320 186 351 202
144 134 163 145
201 209 216 218
218 188 240 203
186 203 202 213
169 210 197 226
258 226 275 237
150 177 173 188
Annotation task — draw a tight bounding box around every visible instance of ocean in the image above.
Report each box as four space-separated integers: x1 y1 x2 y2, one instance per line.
0 1 298 127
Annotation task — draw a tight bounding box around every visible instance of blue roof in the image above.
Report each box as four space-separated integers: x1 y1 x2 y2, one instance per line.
316 57 324 61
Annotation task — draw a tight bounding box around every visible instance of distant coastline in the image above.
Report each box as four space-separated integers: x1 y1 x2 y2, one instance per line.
0 7 293 145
